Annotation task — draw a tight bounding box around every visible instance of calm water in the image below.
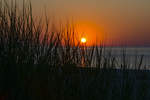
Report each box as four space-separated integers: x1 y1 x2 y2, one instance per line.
92 47 150 69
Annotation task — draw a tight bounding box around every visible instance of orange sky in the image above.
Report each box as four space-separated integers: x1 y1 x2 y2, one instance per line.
18 0 150 46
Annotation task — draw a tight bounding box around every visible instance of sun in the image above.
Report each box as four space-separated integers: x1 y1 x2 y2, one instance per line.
81 37 87 43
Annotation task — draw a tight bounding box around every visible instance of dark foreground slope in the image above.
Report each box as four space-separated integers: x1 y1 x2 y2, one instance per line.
0 66 150 100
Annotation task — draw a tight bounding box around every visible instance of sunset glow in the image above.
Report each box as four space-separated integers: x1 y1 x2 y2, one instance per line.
1 1 150 100
75 20 104 46
31 0 150 46
81 37 87 43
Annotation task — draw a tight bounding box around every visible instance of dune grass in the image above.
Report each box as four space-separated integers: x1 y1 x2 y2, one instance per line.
0 0 149 100
0 0 146 69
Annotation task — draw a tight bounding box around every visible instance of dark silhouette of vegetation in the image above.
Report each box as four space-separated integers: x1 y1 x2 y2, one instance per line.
0 0 149 100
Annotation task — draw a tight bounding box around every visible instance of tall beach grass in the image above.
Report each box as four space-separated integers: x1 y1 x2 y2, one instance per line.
0 0 149 100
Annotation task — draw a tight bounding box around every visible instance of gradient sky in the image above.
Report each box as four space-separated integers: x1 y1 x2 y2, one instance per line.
21 0 150 46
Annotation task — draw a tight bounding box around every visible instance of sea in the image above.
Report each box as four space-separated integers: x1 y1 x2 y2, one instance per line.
91 47 150 69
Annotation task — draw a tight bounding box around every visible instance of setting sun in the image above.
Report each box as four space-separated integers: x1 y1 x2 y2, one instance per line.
81 37 87 43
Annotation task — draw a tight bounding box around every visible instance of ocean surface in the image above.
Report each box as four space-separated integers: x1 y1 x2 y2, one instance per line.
92 47 150 69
